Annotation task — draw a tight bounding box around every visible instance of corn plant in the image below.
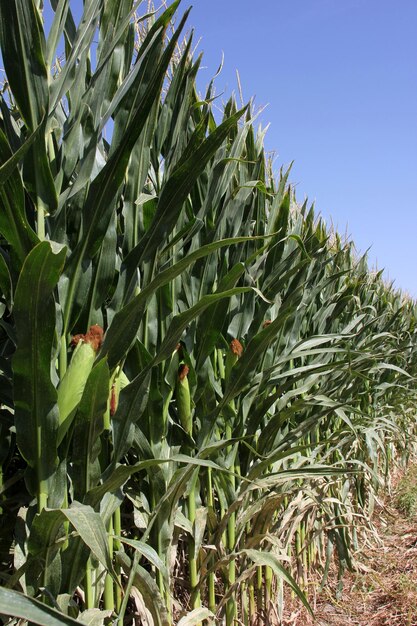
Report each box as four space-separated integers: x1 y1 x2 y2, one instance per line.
0 1 416 625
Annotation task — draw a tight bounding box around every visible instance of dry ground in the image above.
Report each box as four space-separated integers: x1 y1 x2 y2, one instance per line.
281 468 417 626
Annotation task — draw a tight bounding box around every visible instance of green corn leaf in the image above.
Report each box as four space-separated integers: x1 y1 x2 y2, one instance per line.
117 552 170 626
71 358 110 499
61 504 118 582
138 105 249 264
111 367 152 463
48 0 102 112
0 252 12 308
86 457 172 507
101 235 267 370
29 501 119 592
61 5 190 333
116 536 169 586
84 213 118 327
45 0 70 70
97 0 146 73
227 549 312 615
12 241 66 505
0 0 48 131
154 287 253 366
0 587 84 626
0 128 38 265
0 0 57 215
49 0 77 48
0 119 44 185
220 312 292 408
87 454 231 510
26 506 65 596
195 263 247 369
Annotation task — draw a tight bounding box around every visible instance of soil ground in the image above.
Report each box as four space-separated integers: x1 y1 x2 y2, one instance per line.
281 468 417 626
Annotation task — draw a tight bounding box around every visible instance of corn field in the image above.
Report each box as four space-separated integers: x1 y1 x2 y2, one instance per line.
0 1 416 625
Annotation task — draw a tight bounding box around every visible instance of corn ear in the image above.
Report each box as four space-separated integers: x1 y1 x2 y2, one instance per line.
225 338 243 381
176 364 192 436
109 369 130 417
57 325 104 444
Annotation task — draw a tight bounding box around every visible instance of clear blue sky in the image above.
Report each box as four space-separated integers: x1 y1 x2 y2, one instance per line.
44 1 417 297
179 0 417 298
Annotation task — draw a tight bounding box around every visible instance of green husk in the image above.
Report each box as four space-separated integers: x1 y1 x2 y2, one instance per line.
57 326 103 443
176 364 192 436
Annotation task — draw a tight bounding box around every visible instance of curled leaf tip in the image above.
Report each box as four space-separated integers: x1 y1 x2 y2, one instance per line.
230 338 243 357
178 363 189 381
